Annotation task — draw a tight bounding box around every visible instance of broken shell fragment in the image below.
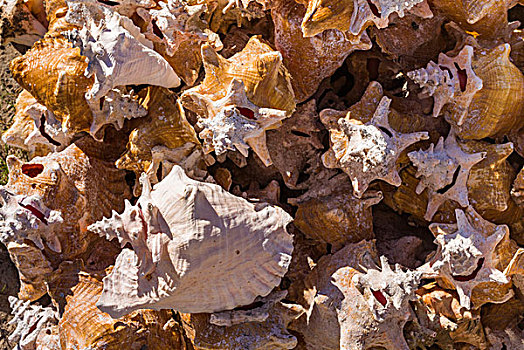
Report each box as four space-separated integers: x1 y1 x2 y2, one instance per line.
89 165 293 317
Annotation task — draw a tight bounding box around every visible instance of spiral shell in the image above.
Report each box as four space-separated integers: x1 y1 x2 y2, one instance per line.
89 166 293 317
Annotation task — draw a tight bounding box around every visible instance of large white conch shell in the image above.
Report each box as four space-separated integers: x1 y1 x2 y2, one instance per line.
89 165 294 318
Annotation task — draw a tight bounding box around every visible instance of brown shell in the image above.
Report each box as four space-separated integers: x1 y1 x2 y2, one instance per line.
430 0 512 39
0 139 130 300
511 167 524 210
180 35 296 115
180 301 305 350
116 87 207 192
58 267 187 349
410 284 488 349
271 0 371 103
10 35 94 133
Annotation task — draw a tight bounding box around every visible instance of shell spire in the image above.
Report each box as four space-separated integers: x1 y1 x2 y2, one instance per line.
322 96 429 198
407 130 486 221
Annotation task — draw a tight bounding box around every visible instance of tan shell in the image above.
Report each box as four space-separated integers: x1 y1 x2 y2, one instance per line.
321 95 429 198
180 36 295 165
410 284 488 349
482 296 524 350
89 166 293 318
291 170 382 251
300 0 432 37
58 268 187 349
2 90 72 157
0 0 47 46
10 35 94 133
271 0 371 102
290 240 421 350
419 206 518 309
115 87 207 193
430 0 513 39
181 292 305 350
0 139 130 300
408 44 524 139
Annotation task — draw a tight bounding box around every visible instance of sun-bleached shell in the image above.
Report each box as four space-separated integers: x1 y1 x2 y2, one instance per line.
89 165 293 317
418 206 518 309
321 95 429 198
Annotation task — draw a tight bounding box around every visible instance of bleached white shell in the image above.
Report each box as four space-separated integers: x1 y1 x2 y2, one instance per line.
64 0 180 102
89 165 293 318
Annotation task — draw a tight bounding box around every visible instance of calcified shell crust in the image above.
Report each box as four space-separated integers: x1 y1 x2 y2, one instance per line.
2 0 523 348
89 166 293 317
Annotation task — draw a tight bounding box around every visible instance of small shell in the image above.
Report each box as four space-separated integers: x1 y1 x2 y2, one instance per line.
321 95 429 198
181 296 305 350
89 166 293 317
8 296 58 350
411 284 488 349
290 240 420 350
0 0 47 46
115 87 206 193
2 90 72 157
419 206 518 309
272 0 371 102
408 44 524 139
58 269 187 349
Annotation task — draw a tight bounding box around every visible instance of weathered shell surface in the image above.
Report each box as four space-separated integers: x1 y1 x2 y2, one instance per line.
410 284 488 349
89 165 293 317
0 0 47 46
58 269 187 350
272 0 371 102
419 206 518 309
511 167 524 209
0 140 130 300
8 296 59 350
1 90 71 158
321 95 429 198
115 86 207 193
181 291 305 350
290 240 421 350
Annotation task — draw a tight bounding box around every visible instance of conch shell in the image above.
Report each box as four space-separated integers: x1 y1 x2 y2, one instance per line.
290 240 421 350
0 139 130 300
407 130 486 221
115 87 207 193
8 296 59 350
136 0 222 86
419 206 518 309
0 0 47 46
408 44 524 139
321 95 429 198
410 284 488 349
300 0 433 37
181 291 305 350
180 36 295 165
2 90 72 157
58 268 187 349
271 0 372 102
89 165 293 318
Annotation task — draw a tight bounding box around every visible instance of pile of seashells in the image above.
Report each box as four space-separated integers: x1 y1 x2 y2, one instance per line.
1 0 524 349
